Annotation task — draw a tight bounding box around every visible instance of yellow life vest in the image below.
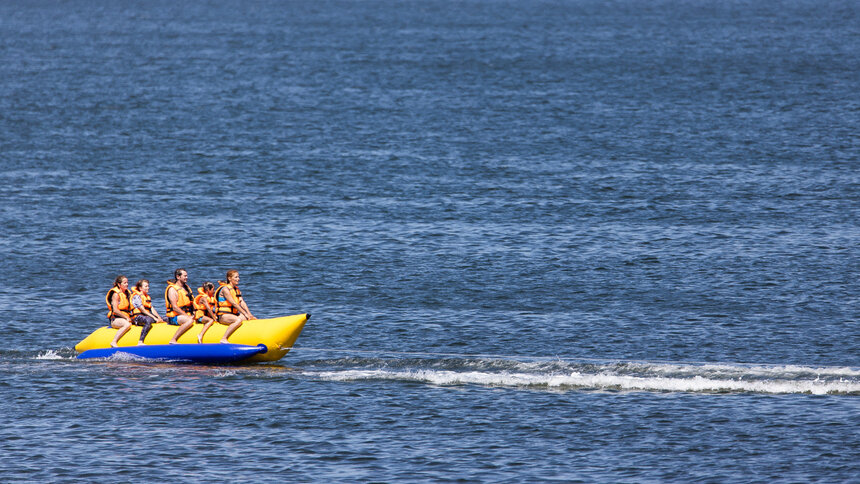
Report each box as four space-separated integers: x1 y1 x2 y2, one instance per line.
105 287 131 319
215 281 243 316
193 287 217 319
129 288 152 317
164 281 194 318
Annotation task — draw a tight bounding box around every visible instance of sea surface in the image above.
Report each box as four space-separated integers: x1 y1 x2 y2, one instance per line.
1 0 858 481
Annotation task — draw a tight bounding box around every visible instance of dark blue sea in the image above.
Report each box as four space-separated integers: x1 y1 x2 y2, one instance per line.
1 0 858 481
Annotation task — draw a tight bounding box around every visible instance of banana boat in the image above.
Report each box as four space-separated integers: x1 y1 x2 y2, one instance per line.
77 343 268 363
74 313 309 362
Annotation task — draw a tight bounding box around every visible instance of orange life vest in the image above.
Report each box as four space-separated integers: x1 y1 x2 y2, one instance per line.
164 281 194 318
130 288 152 317
215 281 243 316
106 287 132 319
193 287 216 319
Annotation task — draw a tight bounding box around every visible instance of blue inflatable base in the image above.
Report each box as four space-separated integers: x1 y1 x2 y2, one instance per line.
77 343 268 364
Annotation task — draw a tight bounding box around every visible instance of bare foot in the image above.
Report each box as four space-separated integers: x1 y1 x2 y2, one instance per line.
219 339 229 344
168 340 177 344
197 337 203 344
110 342 118 348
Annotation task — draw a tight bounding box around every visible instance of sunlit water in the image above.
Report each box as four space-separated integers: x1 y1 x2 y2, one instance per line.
1 0 858 481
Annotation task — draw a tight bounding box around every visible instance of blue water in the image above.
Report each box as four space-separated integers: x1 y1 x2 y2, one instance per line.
2 0 858 481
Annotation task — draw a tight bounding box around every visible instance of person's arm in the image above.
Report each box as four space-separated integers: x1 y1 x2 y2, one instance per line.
129 294 144 320
150 306 163 322
242 299 257 319
139 298 161 322
225 291 253 320
204 299 217 320
168 288 189 317
239 298 255 320
112 293 131 320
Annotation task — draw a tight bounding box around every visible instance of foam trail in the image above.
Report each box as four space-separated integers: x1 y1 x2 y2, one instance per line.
297 353 860 395
617 361 860 377
309 368 859 395
290 348 860 378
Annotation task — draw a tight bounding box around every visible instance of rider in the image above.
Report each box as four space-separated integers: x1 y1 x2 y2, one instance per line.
193 282 219 343
106 275 133 348
214 270 256 343
130 279 164 345
165 268 195 344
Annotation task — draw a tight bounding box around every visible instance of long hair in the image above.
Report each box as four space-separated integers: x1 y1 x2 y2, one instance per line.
220 270 239 286
113 275 127 288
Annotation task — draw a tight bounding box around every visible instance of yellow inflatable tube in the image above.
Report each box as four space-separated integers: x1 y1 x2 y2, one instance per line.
74 313 309 362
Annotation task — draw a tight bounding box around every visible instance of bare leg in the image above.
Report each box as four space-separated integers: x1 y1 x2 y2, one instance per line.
197 319 214 344
169 316 194 344
218 314 246 344
110 319 132 348
221 321 243 344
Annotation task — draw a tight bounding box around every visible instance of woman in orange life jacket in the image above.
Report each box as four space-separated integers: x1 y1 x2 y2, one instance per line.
106 275 133 347
129 279 164 345
214 270 256 344
165 268 195 344
193 282 219 344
